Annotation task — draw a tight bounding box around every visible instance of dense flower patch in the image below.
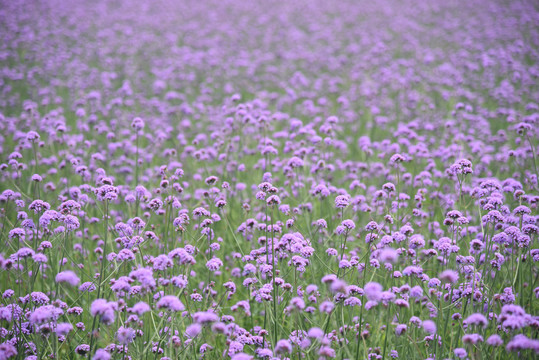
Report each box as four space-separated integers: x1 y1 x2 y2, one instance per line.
0 0 538 359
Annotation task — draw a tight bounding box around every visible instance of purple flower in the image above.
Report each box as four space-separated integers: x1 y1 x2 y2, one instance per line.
185 323 202 338
193 311 219 324
395 324 407 336
117 326 136 345
307 327 324 339
63 215 80 231
506 334 539 353
256 348 273 358
464 313 488 328
231 354 253 360
8 228 25 240
344 297 362 307
266 195 281 205
409 286 423 298
486 334 503 347
379 248 398 263
364 282 383 301
318 346 336 357
26 131 40 141
0 342 17 359
422 320 436 334
341 219 355 230
389 154 405 164
12 247 34 259
275 339 292 354
454 348 467 358
75 344 90 355
151 254 173 271
90 299 116 325
79 282 96 292
335 195 350 208
365 300 378 310
29 305 64 324
117 249 136 261
319 301 334 313
30 292 50 305
56 323 73 336
462 334 483 345
156 295 185 312
92 349 111 360
131 302 151 315
206 257 223 271
212 322 226 333
290 297 306 310
55 270 80 286
131 117 145 130
287 157 304 168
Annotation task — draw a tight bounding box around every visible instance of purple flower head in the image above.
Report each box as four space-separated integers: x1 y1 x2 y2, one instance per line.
156 295 185 312
486 334 503 347
206 257 223 272
93 349 111 360
364 282 383 301
55 270 80 286
0 343 17 359
389 153 405 164
454 348 467 358
462 334 483 345
12 247 34 259
131 302 151 315
439 269 459 284
8 228 26 240
506 334 539 353
275 339 292 354
464 313 488 329
90 299 116 325
379 248 398 263
26 131 40 141
422 320 436 334
75 344 90 355
319 301 334 313
335 195 350 209
307 327 324 339
266 195 281 206
231 354 253 360
56 323 73 336
79 282 96 292
395 324 407 336
193 311 219 324
185 323 202 338
116 326 136 345
29 305 64 325
30 292 50 305
29 200 51 214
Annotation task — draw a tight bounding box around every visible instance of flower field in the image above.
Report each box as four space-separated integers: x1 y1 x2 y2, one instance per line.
0 0 538 359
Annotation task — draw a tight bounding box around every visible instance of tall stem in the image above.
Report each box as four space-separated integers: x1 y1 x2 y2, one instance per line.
271 207 277 346
89 200 109 355
135 131 140 186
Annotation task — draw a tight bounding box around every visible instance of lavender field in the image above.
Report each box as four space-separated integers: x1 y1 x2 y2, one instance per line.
1 0 538 359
